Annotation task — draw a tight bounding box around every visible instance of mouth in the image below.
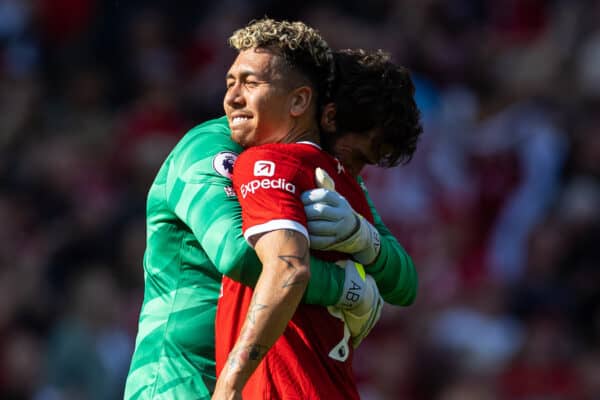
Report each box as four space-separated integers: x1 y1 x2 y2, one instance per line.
230 115 252 126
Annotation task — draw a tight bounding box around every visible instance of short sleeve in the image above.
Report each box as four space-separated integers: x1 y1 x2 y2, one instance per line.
232 146 313 246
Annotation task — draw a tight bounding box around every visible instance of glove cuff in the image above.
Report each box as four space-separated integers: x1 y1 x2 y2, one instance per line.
351 214 381 265
335 260 367 310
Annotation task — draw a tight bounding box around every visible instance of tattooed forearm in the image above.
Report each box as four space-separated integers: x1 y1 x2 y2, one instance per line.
247 298 268 324
216 229 309 393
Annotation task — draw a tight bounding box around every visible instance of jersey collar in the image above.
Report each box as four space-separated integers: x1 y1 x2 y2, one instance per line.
297 141 321 150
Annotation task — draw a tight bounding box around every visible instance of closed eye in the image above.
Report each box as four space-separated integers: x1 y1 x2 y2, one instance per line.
244 80 260 88
226 80 235 89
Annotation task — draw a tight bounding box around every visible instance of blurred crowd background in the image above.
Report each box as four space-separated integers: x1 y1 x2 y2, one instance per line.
0 0 599 399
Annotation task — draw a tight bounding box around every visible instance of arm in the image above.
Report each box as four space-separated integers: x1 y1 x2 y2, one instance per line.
302 173 417 306
166 121 342 305
213 229 310 398
362 178 417 306
165 124 261 285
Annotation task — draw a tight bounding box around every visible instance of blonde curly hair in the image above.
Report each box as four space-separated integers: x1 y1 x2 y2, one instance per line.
229 18 334 106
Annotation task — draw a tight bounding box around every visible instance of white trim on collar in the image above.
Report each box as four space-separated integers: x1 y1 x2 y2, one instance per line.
296 141 322 150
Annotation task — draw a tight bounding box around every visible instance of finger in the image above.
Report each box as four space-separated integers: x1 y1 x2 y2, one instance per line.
304 203 344 221
306 220 342 236
300 187 342 205
300 188 328 203
315 167 335 190
301 188 343 207
308 234 337 249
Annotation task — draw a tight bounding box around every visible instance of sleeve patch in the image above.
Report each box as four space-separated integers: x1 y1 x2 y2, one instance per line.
212 151 238 179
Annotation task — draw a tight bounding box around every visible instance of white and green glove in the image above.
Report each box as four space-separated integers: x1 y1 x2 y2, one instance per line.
301 168 381 265
333 259 383 348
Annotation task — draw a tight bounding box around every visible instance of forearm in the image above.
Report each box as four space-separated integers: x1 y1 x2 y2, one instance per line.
361 177 417 305
304 256 344 305
366 234 417 305
216 230 310 393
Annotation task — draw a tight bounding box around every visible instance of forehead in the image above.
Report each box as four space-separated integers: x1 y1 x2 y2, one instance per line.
227 48 281 78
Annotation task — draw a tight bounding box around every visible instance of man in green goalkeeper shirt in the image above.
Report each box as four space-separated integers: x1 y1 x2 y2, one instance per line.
124 21 419 400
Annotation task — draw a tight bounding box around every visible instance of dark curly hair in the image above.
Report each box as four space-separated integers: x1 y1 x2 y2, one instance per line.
328 49 423 167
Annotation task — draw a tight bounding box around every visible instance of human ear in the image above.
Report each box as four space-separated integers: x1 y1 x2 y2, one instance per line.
320 103 337 132
290 86 312 117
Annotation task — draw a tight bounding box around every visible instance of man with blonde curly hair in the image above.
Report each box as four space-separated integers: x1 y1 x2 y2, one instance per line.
213 19 422 399
125 18 419 400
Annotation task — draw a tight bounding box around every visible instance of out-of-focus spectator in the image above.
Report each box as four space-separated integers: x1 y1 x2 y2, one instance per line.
355 319 419 400
429 281 523 375
498 316 581 399
480 100 568 283
577 351 600 400
0 328 45 399
38 267 132 400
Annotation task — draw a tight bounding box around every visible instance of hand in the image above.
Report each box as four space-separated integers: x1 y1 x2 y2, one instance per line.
301 168 381 264
342 274 383 348
334 260 383 348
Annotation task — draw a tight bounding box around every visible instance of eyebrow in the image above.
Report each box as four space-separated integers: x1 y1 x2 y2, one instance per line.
225 68 261 80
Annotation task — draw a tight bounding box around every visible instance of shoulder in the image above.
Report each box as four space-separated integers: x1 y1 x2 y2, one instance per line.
237 143 321 165
168 116 241 180
233 144 322 192
176 116 240 155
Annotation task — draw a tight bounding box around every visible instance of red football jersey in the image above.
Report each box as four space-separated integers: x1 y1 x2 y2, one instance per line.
215 142 374 399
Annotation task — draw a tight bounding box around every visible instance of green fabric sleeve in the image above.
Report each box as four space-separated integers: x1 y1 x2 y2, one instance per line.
359 176 418 306
303 256 344 305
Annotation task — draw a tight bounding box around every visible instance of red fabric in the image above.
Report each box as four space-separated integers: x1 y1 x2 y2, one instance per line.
234 145 312 238
216 143 374 399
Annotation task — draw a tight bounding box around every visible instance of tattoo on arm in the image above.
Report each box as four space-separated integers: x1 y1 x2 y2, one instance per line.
225 343 269 373
247 298 267 324
278 254 309 288
246 344 269 361
226 348 240 372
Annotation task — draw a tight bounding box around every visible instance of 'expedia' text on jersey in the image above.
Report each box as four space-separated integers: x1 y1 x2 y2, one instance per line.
239 178 296 198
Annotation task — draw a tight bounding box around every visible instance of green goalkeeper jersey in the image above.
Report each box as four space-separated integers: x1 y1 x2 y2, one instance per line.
124 116 417 399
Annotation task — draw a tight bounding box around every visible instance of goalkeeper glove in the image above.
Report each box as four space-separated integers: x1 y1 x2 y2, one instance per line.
334 260 383 348
301 168 381 265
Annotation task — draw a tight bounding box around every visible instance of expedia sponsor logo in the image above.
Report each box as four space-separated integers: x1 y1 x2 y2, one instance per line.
253 160 275 177
240 178 296 198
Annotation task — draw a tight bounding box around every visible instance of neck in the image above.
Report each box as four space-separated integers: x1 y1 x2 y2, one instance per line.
280 119 320 145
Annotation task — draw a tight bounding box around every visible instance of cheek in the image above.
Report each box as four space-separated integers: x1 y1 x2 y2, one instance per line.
254 97 277 125
264 95 289 121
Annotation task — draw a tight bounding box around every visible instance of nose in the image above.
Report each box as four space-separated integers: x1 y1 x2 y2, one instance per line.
224 82 244 109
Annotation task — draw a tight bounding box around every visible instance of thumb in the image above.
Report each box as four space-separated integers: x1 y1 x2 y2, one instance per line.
315 167 336 191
